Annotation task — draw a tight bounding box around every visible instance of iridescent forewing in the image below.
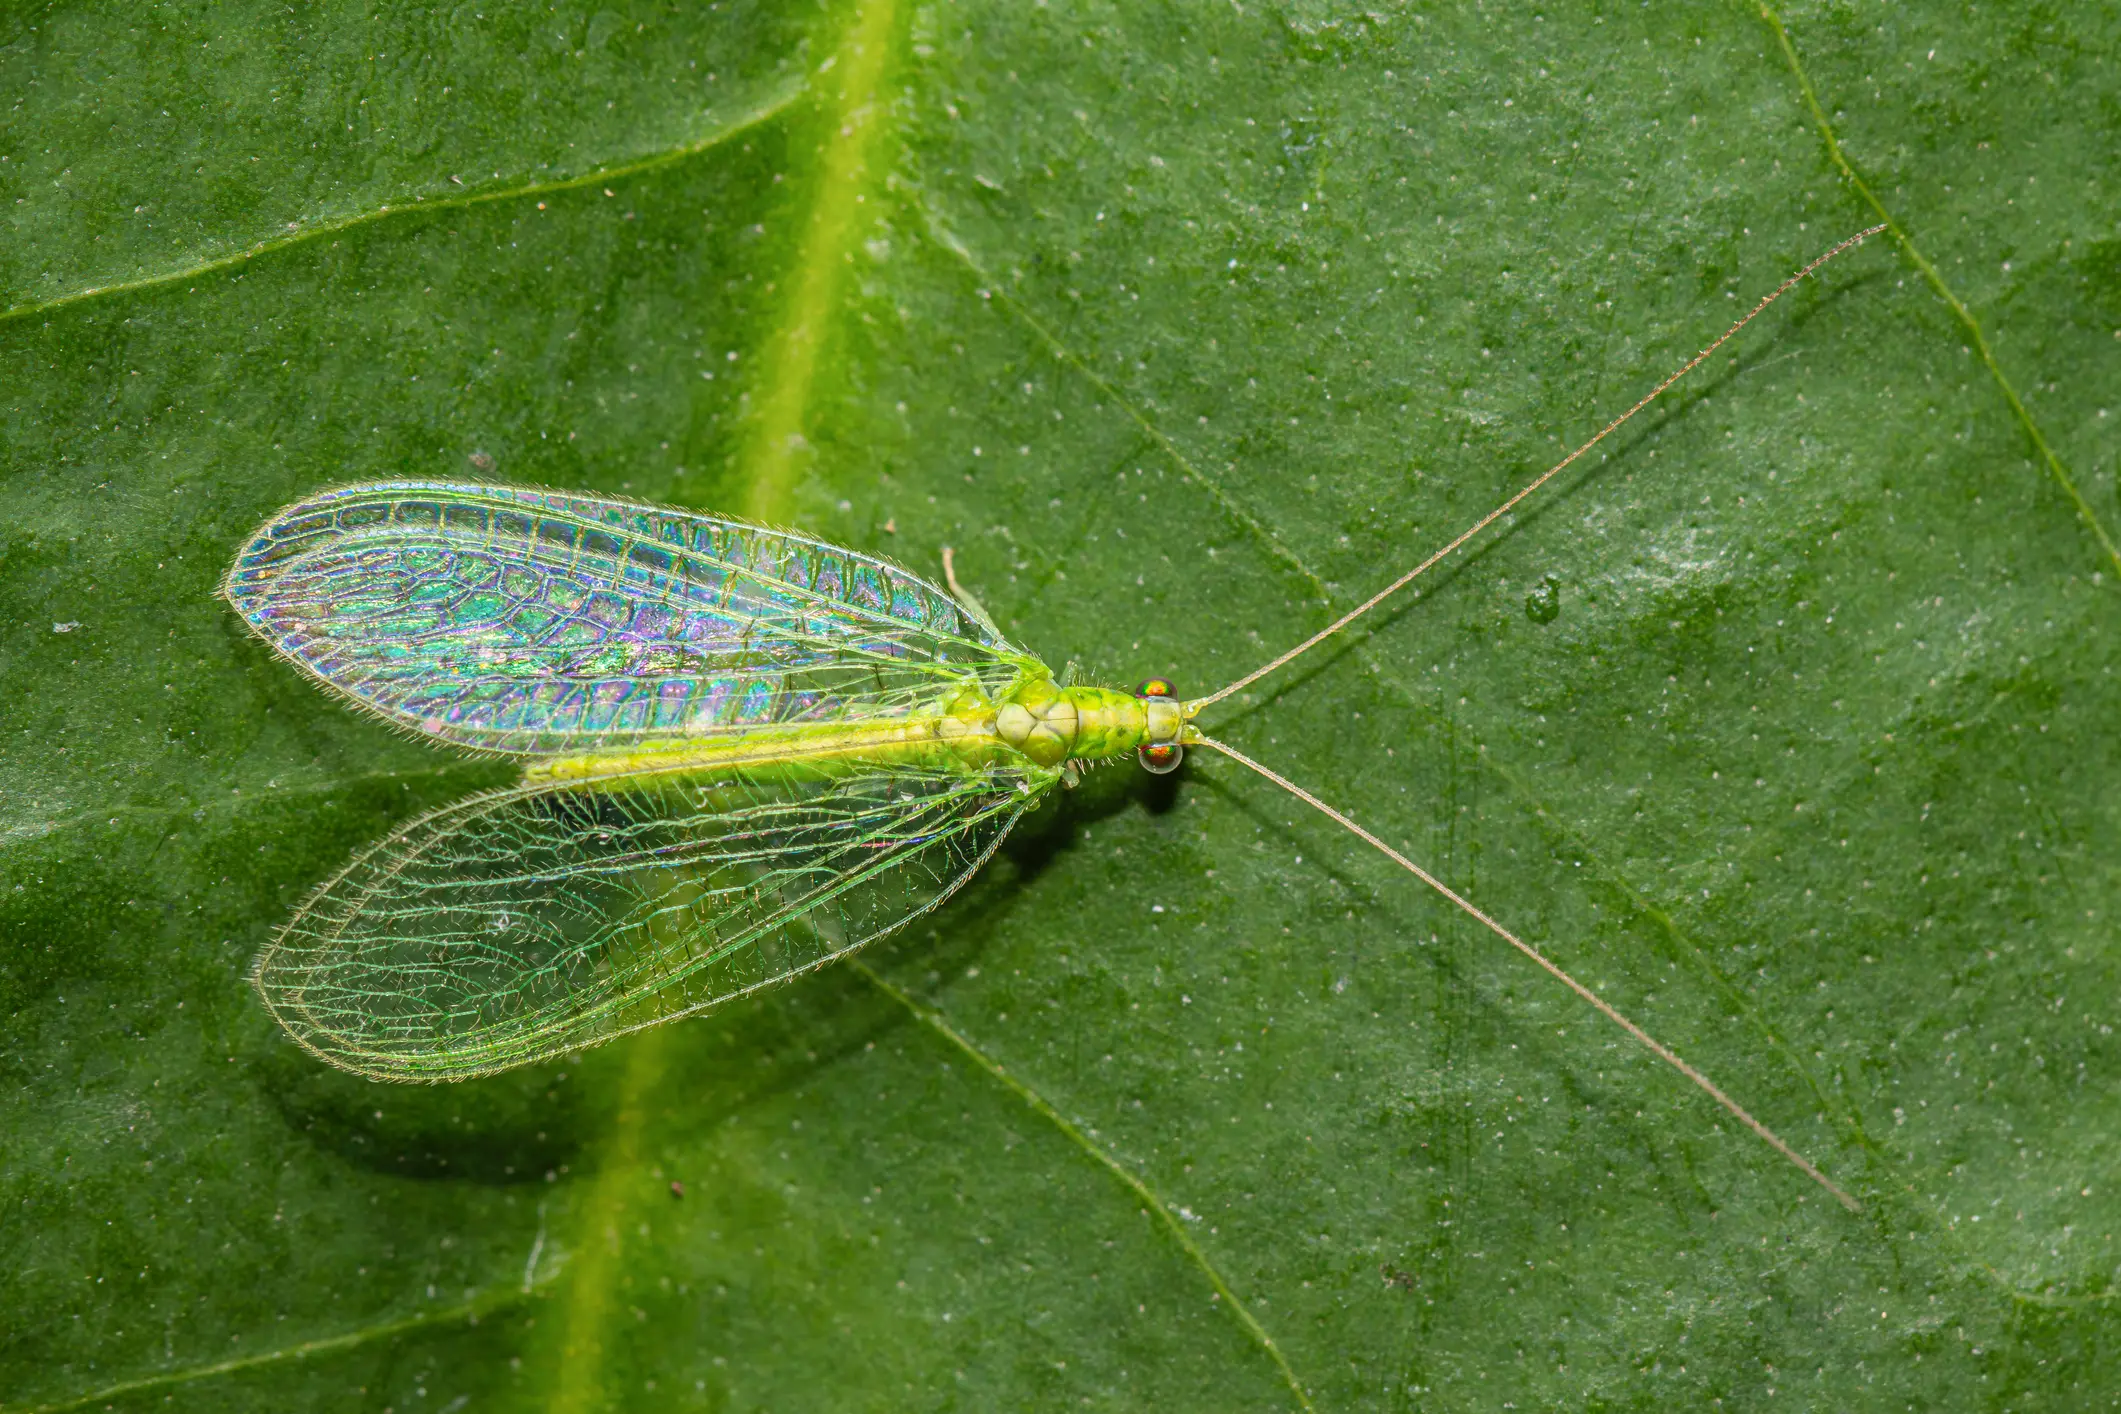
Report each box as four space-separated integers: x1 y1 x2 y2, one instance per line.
222 481 1025 755
253 761 1037 1081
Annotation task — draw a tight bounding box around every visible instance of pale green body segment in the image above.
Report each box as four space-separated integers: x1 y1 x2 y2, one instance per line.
524 666 1191 789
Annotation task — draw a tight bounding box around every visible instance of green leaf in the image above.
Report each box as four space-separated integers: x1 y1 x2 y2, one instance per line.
7 2 2120 1409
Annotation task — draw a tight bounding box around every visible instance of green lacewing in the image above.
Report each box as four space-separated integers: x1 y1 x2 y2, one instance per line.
224 229 1882 1209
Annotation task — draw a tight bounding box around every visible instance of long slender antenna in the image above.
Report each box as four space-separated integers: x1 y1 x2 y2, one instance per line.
1192 733 1861 1212
1189 226 1886 714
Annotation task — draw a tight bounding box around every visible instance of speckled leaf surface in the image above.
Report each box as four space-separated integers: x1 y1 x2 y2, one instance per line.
5 2 2120 1410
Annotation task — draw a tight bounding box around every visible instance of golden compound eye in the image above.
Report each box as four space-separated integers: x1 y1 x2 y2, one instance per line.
1136 677 1176 699
1137 742 1184 776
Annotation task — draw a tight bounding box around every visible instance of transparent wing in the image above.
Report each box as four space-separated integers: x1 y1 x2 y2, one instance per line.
222 481 1027 755
252 762 1038 1081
